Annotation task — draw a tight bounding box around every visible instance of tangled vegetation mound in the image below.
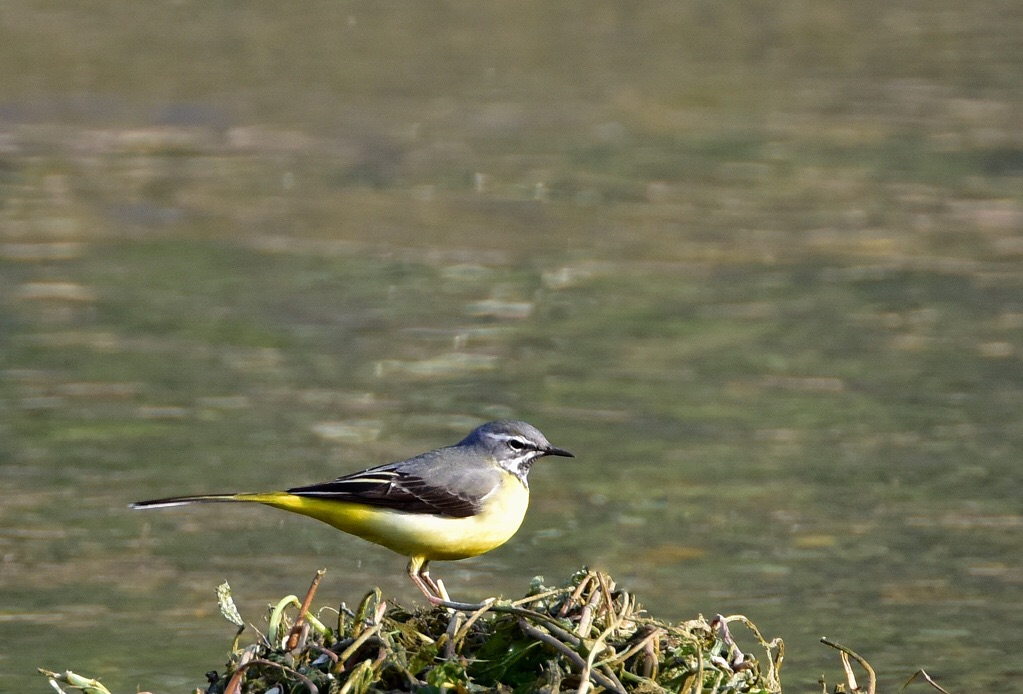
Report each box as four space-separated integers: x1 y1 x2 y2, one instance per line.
44 568 946 693
208 568 780 693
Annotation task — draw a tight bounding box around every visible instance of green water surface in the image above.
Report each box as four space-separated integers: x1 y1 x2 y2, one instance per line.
2 2 1023 692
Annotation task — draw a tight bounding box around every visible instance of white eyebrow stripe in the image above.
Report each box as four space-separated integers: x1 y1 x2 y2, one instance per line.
491 433 539 449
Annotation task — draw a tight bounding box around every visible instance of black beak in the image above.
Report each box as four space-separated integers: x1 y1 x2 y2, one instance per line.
545 445 574 458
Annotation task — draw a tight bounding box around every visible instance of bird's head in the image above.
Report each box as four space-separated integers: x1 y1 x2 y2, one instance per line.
460 420 574 484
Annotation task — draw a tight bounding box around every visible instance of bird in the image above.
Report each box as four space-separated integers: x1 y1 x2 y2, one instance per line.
131 419 573 603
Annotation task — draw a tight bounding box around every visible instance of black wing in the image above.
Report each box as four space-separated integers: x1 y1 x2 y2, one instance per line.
286 453 491 518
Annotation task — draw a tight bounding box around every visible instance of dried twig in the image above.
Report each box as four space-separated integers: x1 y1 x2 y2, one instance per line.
287 568 326 650
821 637 876 694
900 669 951 694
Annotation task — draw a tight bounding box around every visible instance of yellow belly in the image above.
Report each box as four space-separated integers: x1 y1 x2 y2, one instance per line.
242 474 530 561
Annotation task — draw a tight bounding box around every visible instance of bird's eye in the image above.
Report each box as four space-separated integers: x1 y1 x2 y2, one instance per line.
508 438 527 451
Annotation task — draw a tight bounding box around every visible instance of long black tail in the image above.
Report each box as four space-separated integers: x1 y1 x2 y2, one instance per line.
130 493 244 509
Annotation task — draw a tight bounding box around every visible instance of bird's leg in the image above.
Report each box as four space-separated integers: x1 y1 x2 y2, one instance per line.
406 557 490 611
418 562 446 601
406 557 444 604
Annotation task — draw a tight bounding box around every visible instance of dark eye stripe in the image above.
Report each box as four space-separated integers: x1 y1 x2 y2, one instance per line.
507 437 532 451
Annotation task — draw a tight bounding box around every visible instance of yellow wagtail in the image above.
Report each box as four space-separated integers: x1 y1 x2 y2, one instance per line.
131 420 572 603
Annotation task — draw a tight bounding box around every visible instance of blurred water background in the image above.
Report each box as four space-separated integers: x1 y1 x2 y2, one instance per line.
2 2 1023 691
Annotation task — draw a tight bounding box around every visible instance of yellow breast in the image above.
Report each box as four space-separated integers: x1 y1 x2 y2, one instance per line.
252 472 530 561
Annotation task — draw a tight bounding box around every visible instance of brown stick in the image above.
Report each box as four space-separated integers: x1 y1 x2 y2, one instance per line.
821 637 876 694
287 569 327 651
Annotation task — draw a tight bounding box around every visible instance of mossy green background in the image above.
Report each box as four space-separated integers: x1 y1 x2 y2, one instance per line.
2 2 1022 691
